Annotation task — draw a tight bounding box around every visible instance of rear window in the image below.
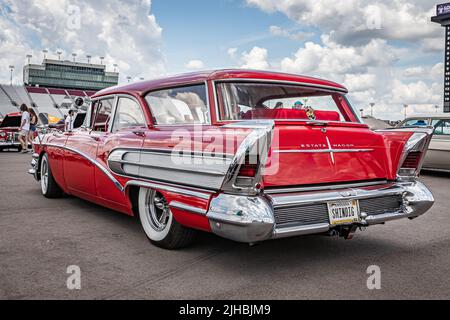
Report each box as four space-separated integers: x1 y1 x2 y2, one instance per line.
216 82 357 122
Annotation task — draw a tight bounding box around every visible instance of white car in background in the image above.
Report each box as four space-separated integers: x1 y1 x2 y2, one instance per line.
398 114 450 172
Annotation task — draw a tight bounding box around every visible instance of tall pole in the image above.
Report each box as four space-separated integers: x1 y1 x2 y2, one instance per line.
370 103 375 117
9 65 14 85
404 104 408 119
72 53 77 62
42 49 48 61
26 54 32 64
113 64 118 72
86 55 91 64
359 109 364 118
57 50 62 60
435 105 440 113
126 76 132 83
100 56 105 65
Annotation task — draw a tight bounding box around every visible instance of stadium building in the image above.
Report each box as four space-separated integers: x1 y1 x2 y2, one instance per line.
0 59 119 119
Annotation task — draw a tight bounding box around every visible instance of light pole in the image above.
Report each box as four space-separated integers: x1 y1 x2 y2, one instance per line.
9 65 14 85
26 54 32 64
126 76 132 83
42 49 48 60
139 77 144 81
86 55 91 64
403 104 408 119
370 102 375 117
100 56 105 65
72 53 77 62
435 105 440 113
359 109 364 118
57 50 62 60
113 64 118 72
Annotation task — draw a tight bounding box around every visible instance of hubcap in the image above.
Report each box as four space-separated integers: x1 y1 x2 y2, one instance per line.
145 190 171 231
41 158 48 194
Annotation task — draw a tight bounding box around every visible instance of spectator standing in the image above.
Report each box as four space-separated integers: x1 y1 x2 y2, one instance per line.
65 110 75 132
28 107 38 143
18 104 30 153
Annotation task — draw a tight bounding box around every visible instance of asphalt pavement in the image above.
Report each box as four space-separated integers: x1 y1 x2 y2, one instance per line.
1 151 449 299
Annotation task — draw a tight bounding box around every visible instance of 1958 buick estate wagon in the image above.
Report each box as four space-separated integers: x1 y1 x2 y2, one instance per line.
29 69 435 249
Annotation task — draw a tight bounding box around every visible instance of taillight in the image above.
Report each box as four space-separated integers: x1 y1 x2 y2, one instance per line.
401 151 422 169
397 130 432 180
237 154 259 179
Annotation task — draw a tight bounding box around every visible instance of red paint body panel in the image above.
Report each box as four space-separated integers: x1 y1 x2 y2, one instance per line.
32 69 416 235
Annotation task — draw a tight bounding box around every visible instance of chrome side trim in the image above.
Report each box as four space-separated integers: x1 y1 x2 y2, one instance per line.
264 180 389 194
46 143 125 192
169 201 208 215
274 149 374 154
125 180 212 200
43 143 214 200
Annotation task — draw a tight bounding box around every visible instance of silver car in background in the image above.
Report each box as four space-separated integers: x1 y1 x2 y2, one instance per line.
398 114 450 172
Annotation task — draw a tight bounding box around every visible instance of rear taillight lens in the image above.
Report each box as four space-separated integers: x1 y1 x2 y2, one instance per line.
401 151 422 169
237 154 259 178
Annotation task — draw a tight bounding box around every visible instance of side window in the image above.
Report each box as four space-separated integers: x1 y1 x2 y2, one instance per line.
112 97 146 132
432 119 450 135
144 84 209 125
92 98 114 132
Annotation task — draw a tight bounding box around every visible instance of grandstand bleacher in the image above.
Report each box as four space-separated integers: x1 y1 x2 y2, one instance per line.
0 84 96 120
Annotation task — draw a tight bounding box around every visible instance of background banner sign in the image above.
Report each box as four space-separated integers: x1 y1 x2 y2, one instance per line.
437 3 450 16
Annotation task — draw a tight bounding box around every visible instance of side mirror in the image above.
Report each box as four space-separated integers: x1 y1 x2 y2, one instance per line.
75 97 84 107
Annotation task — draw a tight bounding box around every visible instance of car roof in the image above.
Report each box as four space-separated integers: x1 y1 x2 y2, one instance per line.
93 69 348 98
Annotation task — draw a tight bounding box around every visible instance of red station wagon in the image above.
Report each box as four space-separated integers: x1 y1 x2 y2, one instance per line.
29 70 435 249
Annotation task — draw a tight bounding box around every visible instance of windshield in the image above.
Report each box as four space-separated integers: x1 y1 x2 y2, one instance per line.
0 115 21 128
216 82 358 122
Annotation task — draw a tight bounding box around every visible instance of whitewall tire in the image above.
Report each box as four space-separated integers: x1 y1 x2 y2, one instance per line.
40 153 63 198
138 188 197 249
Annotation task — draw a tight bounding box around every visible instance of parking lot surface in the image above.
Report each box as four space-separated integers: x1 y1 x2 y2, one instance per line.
0 152 449 299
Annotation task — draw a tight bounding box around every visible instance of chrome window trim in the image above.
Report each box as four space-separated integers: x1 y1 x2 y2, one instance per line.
90 94 118 133
145 81 212 127
274 149 374 154
212 78 349 124
111 94 147 133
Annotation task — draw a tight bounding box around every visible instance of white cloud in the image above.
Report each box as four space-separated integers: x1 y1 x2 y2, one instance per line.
185 60 204 70
269 25 313 41
403 67 426 78
280 36 398 77
241 46 270 69
390 80 441 105
246 0 442 47
0 0 164 84
344 74 376 92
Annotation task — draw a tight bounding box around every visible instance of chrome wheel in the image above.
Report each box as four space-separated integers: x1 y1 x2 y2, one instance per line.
145 190 170 231
40 157 48 194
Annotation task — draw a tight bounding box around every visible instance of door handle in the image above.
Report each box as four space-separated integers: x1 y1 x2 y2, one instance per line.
132 131 145 137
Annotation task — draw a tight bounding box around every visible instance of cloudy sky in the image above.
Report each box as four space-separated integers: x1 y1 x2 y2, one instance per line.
0 0 446 120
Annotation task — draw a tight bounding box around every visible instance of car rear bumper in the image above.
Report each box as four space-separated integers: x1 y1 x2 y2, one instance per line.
206 181 434 243
0 141 20 148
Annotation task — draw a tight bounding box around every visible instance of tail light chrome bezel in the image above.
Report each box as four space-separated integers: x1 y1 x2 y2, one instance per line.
396 128 434 181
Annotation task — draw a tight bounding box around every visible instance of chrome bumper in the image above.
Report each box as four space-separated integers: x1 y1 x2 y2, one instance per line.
206 181 434 243
28 153 40 179
0 141 20 147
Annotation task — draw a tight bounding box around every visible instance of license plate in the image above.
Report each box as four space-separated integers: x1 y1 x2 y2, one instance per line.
327 200 360 226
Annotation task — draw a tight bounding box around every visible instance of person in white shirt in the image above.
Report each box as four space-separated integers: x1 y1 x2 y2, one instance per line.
65 110 75 132
18 104 30 153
